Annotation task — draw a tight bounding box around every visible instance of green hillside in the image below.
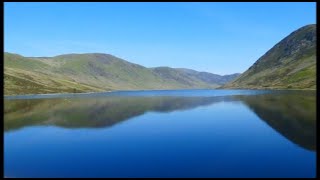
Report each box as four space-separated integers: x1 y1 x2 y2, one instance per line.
4 53 105 95
223 24 316 89
4 52 239 95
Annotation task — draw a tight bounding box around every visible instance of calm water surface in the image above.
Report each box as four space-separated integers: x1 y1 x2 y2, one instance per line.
4 90 316 178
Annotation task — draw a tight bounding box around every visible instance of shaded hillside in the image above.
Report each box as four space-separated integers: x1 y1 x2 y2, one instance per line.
224 24 316 89
4 53 239 95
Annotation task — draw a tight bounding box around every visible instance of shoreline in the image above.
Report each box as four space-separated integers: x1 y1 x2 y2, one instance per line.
4 87 316 97
4 90 113 98
4 88 316 100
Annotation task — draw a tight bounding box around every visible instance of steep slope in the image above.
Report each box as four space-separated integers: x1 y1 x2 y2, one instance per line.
223 24 316 89
4 52 239 95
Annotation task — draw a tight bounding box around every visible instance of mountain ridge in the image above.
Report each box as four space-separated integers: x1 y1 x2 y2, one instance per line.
4 52 240 95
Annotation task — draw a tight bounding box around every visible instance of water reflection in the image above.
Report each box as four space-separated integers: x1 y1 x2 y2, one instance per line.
4 96 235 131
236 92 316 151
4 92 316 151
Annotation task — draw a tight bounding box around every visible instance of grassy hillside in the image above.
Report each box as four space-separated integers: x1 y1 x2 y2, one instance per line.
4 52 239 95
174 68 240 85
151 67 219 89
4 53 106 95
223 24 316 89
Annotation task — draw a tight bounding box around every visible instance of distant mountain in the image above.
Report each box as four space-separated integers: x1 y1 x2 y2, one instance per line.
151 67 240 88
174 68 240 85
223 24 316 89
4 52 240 95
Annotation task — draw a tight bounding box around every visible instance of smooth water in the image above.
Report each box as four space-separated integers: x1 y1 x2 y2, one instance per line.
4 90 316 178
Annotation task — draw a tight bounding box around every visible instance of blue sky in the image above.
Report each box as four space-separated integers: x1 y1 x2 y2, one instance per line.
4 2 316 75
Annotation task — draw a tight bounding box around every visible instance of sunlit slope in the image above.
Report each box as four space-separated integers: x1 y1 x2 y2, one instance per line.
4 52 239 95
223 24 316 89
4 53 105 95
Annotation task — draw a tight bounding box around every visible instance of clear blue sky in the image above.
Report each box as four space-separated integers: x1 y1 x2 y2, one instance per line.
4 2 316 75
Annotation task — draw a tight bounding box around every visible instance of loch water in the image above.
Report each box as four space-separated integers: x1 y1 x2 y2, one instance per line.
4 90 316 178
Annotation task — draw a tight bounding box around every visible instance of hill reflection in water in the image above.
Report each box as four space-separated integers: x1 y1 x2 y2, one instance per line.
4 91 316 151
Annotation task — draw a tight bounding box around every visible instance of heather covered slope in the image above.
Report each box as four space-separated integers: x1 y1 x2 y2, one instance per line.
4 52 239 95
223 24 316 89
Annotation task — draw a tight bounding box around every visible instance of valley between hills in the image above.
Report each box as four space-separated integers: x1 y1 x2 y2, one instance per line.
4 24 316 95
